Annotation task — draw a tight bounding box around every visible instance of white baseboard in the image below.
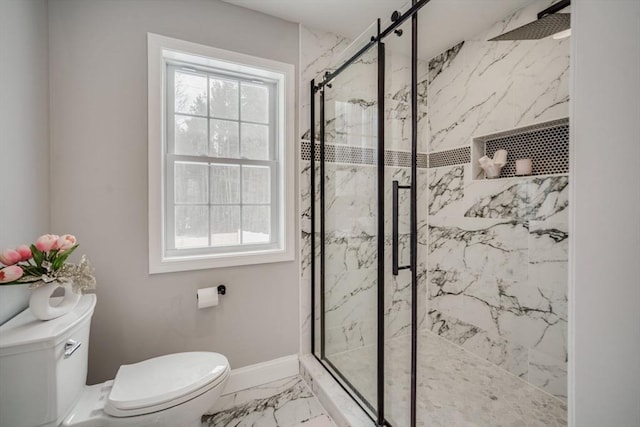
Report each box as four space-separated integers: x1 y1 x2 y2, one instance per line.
223 354 300 395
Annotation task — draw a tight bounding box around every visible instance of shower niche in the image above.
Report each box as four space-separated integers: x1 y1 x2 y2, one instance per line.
471 117 570 180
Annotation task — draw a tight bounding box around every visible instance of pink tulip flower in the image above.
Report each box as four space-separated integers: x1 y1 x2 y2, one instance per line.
0 249 21 266
0 265 23 283
57 234 77 251
15 245 32 261
35 234 60 252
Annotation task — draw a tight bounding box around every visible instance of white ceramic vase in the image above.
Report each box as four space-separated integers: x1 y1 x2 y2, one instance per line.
29 281 81 321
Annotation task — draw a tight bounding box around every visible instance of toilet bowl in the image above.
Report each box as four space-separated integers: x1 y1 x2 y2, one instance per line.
0 295 230 427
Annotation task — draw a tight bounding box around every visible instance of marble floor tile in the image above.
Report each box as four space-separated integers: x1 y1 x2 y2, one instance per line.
329 330 567 427
202 376 336 427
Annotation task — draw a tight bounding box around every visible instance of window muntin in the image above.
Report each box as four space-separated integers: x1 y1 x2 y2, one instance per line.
165 64 279 256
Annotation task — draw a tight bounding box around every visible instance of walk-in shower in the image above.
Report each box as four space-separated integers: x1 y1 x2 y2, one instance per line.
308 1 570 425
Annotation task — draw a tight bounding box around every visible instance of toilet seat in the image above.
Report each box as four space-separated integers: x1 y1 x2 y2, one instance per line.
104 352 229 418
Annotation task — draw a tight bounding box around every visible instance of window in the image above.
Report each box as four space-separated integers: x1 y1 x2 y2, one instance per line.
148 34 295 273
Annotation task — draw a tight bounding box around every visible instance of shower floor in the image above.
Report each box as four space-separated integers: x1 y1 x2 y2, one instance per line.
328 330 567 427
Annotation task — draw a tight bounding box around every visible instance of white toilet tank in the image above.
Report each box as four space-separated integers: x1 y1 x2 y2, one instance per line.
0 294 97 427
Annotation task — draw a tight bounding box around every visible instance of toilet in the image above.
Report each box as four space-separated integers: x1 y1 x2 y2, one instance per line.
0 294 230 427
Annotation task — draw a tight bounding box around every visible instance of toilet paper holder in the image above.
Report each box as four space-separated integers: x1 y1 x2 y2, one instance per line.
217 285 226 295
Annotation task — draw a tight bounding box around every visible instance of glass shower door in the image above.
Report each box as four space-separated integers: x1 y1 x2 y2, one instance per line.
381 17 418 427
319 42 381 415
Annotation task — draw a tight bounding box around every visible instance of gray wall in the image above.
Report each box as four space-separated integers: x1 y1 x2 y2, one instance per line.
0 0 50 324
571 0 640 425
48 0 300 384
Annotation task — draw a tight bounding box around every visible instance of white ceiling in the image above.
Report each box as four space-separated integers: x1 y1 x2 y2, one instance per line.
222 0 536 59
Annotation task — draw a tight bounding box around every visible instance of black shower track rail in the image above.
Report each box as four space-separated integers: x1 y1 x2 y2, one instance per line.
312 0 430 93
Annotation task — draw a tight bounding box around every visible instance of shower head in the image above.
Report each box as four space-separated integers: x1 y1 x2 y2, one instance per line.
489 0 570 41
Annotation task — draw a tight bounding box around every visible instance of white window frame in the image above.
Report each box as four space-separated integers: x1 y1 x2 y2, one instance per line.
148 33 295 274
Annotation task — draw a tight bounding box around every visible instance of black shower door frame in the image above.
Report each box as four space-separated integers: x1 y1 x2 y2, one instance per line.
310 2 429 425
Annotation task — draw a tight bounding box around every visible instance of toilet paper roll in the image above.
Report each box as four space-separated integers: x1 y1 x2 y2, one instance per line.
197 287 219 309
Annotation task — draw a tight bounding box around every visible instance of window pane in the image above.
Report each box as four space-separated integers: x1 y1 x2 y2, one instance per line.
210 164 240 204
241 123 269 160
210 78 238 120
175 162 208 204
175 115 207 155
175 205 209 248
211 206 240 246
241 82 269 124
242 165 270 204
210 119 239 158
242 206 270 244
174 71 207 116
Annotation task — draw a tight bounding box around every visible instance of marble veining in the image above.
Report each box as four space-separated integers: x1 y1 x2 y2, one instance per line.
428 41 464 84
427 1 570 152
300 26 352 140
464 176 569 220
300 355 375 427
428 165 465 215
203 376 333 427
427 309 529 379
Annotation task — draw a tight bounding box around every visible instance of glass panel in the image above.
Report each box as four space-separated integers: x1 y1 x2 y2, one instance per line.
174 71 207 116
210 164 240 204
241 82 269 124
174 205 208 249
210 206 240 246
174 162 208 204
210 119 239 158
210 77 239 120
382 19 413 427
242 205 270 244
242 165 270 204
241 123 269 160
174 115 207 156
322 44 379 415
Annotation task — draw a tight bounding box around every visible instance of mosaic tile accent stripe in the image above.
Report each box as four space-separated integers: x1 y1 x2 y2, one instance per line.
428 146 471 168
480 117 569 177
300 140 428 168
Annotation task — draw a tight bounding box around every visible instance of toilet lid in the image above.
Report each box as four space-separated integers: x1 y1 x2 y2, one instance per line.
105 352 229 416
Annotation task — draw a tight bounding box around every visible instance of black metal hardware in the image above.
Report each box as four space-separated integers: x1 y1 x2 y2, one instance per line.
319 85 326 360
310 79 316 356
217 285 226 295
410 3 419 425
377 28 386 426
538 0 570 19
394 29 403 37
392 180 412 276
391 10 401 21
314 0 430 91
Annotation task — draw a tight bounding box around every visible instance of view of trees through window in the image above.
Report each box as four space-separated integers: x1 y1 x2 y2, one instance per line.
168 67 275 250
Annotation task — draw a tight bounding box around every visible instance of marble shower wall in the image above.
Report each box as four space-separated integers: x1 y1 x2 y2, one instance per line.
424 0 570 401
427 0 570 152
299 26 352 355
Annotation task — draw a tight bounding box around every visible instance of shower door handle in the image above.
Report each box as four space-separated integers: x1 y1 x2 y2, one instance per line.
392 180 411 276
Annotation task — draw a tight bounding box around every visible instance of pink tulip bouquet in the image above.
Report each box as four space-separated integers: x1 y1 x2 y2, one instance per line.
0 234 96 293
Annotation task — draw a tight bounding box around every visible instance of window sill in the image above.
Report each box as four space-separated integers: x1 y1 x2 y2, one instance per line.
149 247 295 274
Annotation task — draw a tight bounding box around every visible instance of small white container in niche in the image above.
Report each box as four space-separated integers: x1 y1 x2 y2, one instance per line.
516 158 533 176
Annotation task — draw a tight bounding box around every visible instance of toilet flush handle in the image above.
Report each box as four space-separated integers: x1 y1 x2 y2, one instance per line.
64 339 82 358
